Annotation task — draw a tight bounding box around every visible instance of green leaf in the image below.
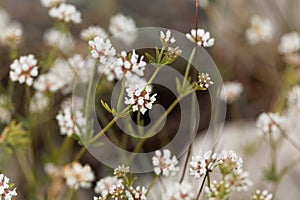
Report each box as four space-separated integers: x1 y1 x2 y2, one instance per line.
145 53 156 64
155 47 160 61
100 100 113 114
175 77 182 93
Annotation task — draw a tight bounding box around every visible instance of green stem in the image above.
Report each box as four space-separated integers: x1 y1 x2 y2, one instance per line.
179 145 192 183
117 77 126 113
146 175 159 196
15 150 35 185
182 47 196 91
65 188 74 200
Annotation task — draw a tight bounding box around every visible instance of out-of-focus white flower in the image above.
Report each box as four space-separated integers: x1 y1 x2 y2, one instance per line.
124 85 157 115
44 163 63 178
29 92 49 113
220 81 243 103
245 15 273 45
63 161 95 190
41 0 65 8
0 173 17 200
43 28 75 53
109 13 137 45
189 150 218 178
252 190 273 200
94 176 122 197
160 30 176 45
152 149 180 177
89 37 116 65
125 186 147 200
0 22 23 47
33 72 64 93
0 95 12 124
197 73 214 90
199 0 209 8
225 170 253 192
9 54 39 86
81 26 108 41
287 85 300 109
278 32 300 55
49 3 82 24
186 28 215 47
56 98 85 136
204 180 231 199
124 75 147 90
218 150 243 173
162 182 195 200
256 112 286 139
0 9 10 31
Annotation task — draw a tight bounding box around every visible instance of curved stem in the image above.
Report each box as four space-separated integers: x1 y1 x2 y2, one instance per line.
196 174 207 200
146 175 159 196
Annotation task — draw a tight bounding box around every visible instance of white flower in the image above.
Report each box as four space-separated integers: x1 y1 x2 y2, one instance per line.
41 0 65 8
278 32 300 55
29 92 49 113
204 180 231 199
252 190 273 200
44 163 63 178
109 13 137 45
63 162 95 190
256 112 286 139
49 3 82 24
162 182 195 200
220 81 243 103
160 30 176 45
81 26 108 41
88 37 116 65
124 85 157 115
199 0 209 8
0 95 12 124
198 73 214 90
245 15 273 45
94 176 122 197
56 98 85 137
218 150 243 173
9 54 39 86
114 50 147 80
189 150 218 178
0 173 17 200
33 72 64 93
152 149 179 177
225 170 253 192
43 28 75 53
125 186 147 200
186 28 215 47
0 22 23 47
125 75 147 90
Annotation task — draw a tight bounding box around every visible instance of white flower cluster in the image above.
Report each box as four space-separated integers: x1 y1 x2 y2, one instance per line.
186 28 215 47
160 30 176 45
220 81 243 103
204 180 231 199
198 73 214 90
49 3 82 24
189 150 219 178
56 98 85 137
89 37 116 66
256 112 286 139
0 9 23 47
94 180 147 200
218 150 244 173
225 170 253 192
9 54 39 86
278 32 300 55
124 85 157 115
152 149 180 177
81 26 108 41
63 161 95 190
95 176 122 197
41 0 65 8
245 15 273 45
29 92 49 113
252 190 273 200
109 13 137 45
162 182 195 200
0 95 12 124
43 28 75 53
0 173 17 200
